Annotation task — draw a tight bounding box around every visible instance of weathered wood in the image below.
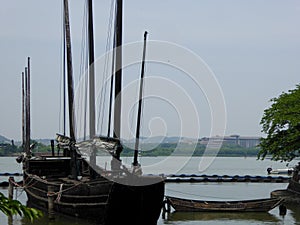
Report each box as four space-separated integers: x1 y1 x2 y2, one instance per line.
166 196 283 212
88 0 96 168
8 177 14 200
48 186 55 220
133 31 148 166
26 57 31 156
63 0 78 179
51 140 55 156
24 158 164 224
24 67 30 155
88 0 95 139
63 0 75 143
21 72 25 150
113 0 123 139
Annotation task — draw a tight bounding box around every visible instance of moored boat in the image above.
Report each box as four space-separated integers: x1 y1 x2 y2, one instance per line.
267 167 294 175
19 0 165 224
165 196 283 212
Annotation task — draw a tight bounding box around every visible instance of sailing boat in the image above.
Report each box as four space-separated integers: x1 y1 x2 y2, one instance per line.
20 0 165 224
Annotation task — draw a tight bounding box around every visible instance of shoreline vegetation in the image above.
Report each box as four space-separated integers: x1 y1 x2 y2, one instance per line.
122 143 260 157
0 139 259 157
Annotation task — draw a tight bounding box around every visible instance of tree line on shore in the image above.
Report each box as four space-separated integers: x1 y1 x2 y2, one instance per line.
0 140 259 157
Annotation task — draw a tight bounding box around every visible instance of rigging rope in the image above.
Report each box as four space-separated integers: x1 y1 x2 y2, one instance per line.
97 0 116 135
77 0 89 140
83 0 89 140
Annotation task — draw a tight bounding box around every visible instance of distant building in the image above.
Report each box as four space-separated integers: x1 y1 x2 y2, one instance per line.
199 135 261 148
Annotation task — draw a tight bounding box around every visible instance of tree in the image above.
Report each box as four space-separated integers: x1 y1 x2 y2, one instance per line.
0 192 43 221
258 84 300 161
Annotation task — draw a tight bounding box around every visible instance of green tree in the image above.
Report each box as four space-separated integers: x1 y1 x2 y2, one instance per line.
258 84 300 161
0 192 43 221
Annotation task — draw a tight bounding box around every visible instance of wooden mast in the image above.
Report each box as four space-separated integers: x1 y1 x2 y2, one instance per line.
64 0 75 142
26 58 31 156
88 0 95 139
22 58 30 156
87 0 96 168
64 0 78 178
24 65 30 156
21 72 25 151
113 0 122 139
133 31 148 166
63 15 66 136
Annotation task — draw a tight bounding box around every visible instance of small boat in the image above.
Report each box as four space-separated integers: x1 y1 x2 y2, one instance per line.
165 196 283 212
267 167 294 175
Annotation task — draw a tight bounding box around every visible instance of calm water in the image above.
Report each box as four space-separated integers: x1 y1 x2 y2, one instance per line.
0 156 299 225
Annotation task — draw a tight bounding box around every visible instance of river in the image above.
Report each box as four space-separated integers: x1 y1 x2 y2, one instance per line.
0 156 299 225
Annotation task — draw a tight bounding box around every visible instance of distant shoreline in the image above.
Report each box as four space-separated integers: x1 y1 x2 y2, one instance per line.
1 138 260 158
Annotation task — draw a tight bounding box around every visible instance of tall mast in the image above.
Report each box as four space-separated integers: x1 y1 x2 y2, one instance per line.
24 59 30 156
133 31 148 166
63 13 66 136
24 68 29 153
26 57 31 156
113 0 122 139
64 0 78 179
87 0 97 169
88 0 95 139
21 72 25 151
64 0 75 142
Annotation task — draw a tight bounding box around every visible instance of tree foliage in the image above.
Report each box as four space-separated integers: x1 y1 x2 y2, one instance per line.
122 142 259 157
0 140 51 156
0 192 43 221
258 84 300 161
0 143 19 156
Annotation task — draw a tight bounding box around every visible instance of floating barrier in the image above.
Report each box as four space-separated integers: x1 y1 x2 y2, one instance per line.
0 180 23 187
0 173 23 187
0 173 290 185
0 181 9 187
0 173 23 176
165 174 290 183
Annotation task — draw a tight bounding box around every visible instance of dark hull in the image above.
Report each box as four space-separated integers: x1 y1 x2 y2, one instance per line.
24 158 164 225
288 179 300 194
165 196 282 212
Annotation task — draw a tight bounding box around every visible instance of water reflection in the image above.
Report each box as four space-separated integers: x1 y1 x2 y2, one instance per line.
287 204 300 222
17 214 98 225
164 211 280 223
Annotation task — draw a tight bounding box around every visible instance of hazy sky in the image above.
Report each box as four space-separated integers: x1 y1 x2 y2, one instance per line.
0 0 299 141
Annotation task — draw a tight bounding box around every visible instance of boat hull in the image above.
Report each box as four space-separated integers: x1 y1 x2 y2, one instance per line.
23 158 164 225
165 196 282 212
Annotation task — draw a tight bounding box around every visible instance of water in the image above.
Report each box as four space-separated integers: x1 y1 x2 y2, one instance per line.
0 156 299 224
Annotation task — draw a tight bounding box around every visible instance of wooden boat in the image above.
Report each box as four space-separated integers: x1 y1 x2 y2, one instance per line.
19 1 165 224
287 162 300 194
165 196 283 212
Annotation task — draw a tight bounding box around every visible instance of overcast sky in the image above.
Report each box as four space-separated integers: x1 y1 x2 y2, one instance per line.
0 0 299 141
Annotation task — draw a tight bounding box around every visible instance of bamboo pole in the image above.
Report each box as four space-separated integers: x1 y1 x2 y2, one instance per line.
8 177 14 200
48 186 55 220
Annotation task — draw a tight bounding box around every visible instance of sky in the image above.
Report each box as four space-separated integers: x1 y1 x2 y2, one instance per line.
0 0 300 141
